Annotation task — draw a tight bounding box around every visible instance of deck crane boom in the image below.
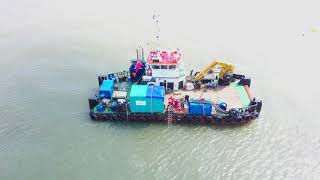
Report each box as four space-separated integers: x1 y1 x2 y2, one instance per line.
195 60 235 81
194 60 234 87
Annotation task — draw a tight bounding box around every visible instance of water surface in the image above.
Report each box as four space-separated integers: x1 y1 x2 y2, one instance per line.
1 0 320 179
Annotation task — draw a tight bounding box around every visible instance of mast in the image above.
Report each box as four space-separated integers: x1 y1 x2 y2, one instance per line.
153 13 160 51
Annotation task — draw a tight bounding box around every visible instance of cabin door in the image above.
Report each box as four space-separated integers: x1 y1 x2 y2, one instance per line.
160 81 167 90
178 81 183 89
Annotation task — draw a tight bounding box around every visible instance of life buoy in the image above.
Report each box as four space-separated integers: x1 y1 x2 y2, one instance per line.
236 116 243 122
215 117 222 124
244 114 251 121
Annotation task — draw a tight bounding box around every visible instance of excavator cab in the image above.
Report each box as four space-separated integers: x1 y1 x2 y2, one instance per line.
194 60 235 86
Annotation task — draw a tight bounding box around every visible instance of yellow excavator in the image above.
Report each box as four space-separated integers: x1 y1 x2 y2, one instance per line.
194 60 235 86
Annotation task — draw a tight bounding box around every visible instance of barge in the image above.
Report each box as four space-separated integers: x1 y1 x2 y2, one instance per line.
87 50 262 125
87 16 262 125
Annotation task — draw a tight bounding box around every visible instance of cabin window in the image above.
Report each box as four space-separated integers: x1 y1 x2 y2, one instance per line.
161 65 168 69
152 65 160 69
169 65 176 69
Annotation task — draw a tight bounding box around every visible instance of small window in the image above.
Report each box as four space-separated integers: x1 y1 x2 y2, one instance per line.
152 65 160 69
161 65 168 69
169 65 176 69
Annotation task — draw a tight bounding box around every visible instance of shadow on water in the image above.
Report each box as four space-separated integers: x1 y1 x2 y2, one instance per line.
91 120 154 130
89 118 259 131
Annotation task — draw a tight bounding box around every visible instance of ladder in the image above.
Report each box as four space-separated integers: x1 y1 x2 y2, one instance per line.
167 105 173 123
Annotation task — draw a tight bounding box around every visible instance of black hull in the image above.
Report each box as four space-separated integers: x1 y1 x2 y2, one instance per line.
89 110 260 126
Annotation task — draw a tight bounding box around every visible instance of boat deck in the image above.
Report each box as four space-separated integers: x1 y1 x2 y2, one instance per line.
164 83 250 109
93 80 251 114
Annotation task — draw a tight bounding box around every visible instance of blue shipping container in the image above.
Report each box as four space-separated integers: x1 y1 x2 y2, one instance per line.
189 102 212 115
146 85 164 113
129 85 164 113
99 79 114 99
146 85 165 99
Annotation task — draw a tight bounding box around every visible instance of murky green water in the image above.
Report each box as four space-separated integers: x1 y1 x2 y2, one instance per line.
1 0 320 179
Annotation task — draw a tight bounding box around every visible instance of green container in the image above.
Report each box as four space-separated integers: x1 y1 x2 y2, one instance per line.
129 85 164 113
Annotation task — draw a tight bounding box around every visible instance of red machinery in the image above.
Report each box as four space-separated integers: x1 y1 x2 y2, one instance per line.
168 96 184 112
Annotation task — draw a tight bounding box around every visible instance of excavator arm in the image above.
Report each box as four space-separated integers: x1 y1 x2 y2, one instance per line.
195 60 235 81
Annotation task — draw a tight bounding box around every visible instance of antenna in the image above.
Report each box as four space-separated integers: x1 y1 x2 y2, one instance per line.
152 12 160 51
142 47 144 61
136 46 145 62
136 48 139 60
